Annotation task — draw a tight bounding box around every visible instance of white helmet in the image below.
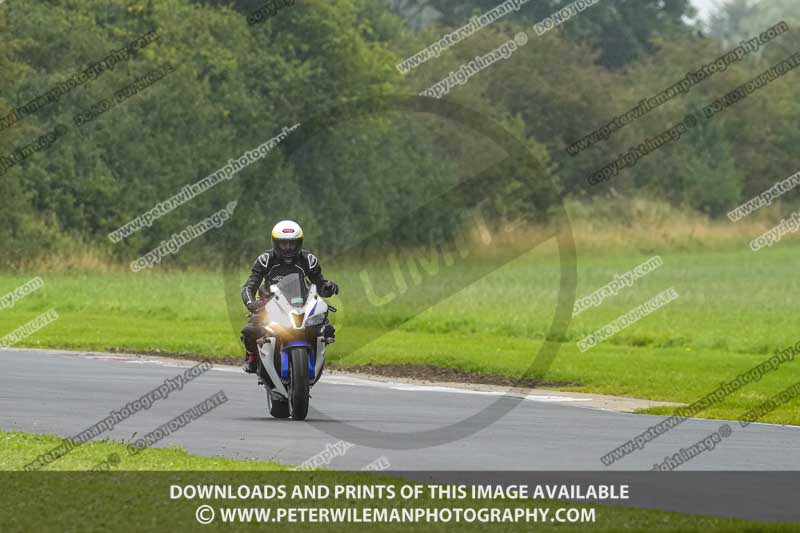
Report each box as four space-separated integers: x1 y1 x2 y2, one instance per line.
271 220 303 261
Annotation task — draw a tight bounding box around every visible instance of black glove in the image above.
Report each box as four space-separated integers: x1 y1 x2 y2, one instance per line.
246 300 264 313
319 280 339 298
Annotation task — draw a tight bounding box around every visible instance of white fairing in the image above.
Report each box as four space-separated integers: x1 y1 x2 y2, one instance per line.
257 275 329 396
257 339 287 397
315 336 326 383
265 281 328 329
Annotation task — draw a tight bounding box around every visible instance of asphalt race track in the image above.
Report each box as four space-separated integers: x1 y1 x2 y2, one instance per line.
2 348 798 471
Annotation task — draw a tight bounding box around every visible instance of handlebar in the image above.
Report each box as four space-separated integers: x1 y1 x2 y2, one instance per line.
246 297 269 316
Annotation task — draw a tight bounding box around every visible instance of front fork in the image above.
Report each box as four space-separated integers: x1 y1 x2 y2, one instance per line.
257 336 327 399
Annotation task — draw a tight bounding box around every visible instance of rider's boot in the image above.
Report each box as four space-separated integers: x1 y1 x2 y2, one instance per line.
242 352 258 374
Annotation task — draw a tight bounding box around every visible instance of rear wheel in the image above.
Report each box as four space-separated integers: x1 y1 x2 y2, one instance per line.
289 347 310 420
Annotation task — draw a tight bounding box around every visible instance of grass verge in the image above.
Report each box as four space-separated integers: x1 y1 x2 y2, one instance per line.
0 430 795 532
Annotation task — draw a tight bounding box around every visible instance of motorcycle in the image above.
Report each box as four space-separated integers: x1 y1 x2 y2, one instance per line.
249 273 334 420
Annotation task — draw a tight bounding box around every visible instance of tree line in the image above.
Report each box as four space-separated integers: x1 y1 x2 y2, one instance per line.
0 0 798 268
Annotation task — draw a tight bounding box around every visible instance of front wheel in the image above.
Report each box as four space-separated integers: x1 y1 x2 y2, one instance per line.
289 347 310 420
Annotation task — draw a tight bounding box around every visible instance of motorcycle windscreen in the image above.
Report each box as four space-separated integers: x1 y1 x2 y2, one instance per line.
275 273 307 308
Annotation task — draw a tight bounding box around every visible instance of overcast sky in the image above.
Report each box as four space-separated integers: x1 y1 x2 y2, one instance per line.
690 0 725 21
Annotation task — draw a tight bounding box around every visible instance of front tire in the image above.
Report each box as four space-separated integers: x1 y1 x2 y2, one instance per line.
289 347 310 420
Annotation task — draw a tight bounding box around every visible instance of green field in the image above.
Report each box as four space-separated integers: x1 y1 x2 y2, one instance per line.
2 214 799 426
0 431 793 532
0 431 284 471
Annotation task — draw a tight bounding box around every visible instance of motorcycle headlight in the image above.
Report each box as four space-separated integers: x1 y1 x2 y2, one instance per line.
305 313 325 327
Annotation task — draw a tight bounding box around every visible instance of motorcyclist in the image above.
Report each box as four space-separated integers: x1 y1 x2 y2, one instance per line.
240 220 339 373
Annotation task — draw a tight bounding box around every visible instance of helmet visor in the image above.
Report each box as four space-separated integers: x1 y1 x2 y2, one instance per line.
275 239 301 258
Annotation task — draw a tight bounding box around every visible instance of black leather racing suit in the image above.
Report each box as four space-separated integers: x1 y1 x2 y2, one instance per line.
240 249 334 355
